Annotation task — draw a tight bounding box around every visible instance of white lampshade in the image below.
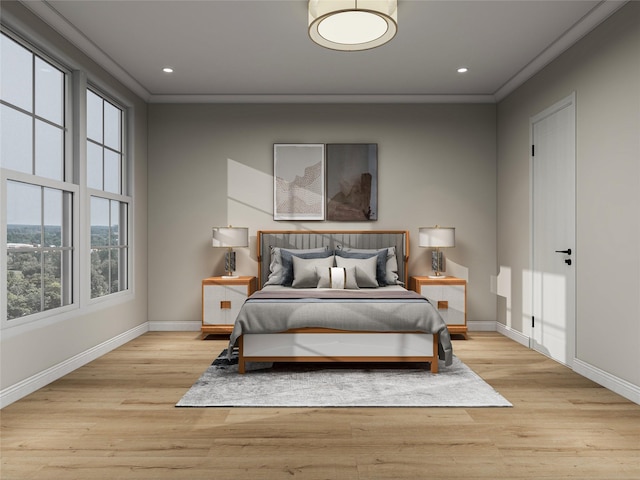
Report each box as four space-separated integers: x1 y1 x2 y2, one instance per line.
308 0 398 51
419 226 455 248
212 227 249 248
419 226 455 278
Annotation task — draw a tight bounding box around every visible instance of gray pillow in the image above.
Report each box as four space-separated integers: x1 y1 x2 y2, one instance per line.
291 255 335 288
339 246 400 285
264 246 331 286
316 266 359 289
335 255 379 288
335 248 388 286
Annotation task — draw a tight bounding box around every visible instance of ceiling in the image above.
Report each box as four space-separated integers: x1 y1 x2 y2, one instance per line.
21 0 626 103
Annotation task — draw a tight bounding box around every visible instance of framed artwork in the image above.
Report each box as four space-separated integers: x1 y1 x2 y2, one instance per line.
273 144 325 220
326 143 378 221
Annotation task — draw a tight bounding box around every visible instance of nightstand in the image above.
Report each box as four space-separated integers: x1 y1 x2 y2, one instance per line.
201 276 256 337
410 276 467 339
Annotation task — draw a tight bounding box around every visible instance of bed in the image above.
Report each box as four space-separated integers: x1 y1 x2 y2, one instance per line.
228 230 453 374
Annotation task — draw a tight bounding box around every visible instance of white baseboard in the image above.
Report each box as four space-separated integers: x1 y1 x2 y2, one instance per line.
496 323 530 347
494 325 639 405
467 320 497 332
573 358 640 405
0 323 149 409
6 320 636 408
148 321 200 331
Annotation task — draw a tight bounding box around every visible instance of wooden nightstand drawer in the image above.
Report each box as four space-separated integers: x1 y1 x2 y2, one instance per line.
201 276 256 336
410 276 467 338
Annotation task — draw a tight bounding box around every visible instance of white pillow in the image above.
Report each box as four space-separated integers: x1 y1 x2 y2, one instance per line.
316 266 359 289
291 255 335 288
335 255 378 288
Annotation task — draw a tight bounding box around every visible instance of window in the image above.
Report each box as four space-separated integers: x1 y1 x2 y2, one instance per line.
6 181 73 319
1 32 74 321
87 90 123 194
0 34 65 180
1 28 133 326
86 88 130 299
90 197 128 298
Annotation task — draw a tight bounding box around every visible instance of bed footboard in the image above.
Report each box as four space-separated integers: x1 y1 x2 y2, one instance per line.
237 331 439 374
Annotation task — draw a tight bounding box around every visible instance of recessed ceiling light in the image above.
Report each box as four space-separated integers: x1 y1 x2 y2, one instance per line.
162 67 174 73
457 67 469 73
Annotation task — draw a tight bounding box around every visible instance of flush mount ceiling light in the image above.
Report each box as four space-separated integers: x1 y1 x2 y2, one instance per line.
308 0 398 51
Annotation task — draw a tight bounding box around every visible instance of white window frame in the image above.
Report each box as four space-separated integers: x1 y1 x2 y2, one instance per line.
1 171 81 329
85 85 132 304
1 29 79 329
0 25 135 333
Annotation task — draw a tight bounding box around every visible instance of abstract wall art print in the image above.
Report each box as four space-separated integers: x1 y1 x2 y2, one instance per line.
273 144 325 220
326 144 378 221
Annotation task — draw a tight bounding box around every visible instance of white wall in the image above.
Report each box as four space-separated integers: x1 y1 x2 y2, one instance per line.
0 4 148 398
497 2 639 390
147 103 497 328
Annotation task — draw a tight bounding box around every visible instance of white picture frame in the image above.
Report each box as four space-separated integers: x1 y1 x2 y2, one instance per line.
273 144 325 221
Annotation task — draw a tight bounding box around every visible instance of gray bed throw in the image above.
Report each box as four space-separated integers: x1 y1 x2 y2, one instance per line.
228 286 453 366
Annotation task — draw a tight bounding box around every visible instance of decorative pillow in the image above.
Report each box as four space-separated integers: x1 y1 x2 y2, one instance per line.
264 246 331 287
335 248 388 286
291 255 335 288
335 255 379 288
264 248 285 286
316 266 359 289
339 246 400 285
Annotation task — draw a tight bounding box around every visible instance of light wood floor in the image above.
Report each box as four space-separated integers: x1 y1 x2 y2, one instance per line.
1 332 638 480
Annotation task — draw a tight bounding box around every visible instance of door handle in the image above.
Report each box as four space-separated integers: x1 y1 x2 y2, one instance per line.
555 249 571 255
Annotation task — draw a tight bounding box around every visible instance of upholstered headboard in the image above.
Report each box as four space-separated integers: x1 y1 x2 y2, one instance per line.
257 230 410 289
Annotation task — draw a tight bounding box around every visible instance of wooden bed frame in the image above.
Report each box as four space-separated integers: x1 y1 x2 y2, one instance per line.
236 230 440 373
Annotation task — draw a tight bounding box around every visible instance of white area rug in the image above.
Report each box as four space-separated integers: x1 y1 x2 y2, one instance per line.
176 350 512 408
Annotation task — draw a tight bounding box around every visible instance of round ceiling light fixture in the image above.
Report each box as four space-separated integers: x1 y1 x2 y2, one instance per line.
308 0 398 51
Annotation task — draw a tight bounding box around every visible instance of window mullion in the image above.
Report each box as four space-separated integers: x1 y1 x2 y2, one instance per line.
62 191 73 305
102 144 106 192
39 186 45 314
119 201 128 291
120 109 125 195
102 98 106 191
108 200 112 294
72 70 87 306
31 53 36 176
72 70 86 185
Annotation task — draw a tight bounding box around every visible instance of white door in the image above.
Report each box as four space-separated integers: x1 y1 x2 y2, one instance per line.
530 93 576 366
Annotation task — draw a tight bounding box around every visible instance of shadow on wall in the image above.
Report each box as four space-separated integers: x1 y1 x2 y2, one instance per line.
223 158 340 272
227 158 273 221
447 260 469 282
493 265 511 328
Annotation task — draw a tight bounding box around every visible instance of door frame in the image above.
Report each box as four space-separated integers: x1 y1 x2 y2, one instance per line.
527 92 576 364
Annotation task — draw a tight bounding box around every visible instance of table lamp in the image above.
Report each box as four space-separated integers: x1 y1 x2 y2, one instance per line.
212 226 249 278
419 226 455 278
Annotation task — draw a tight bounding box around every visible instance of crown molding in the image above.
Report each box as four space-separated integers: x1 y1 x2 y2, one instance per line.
494 0 628 101
147 94 496 104
20 0 151 101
